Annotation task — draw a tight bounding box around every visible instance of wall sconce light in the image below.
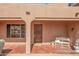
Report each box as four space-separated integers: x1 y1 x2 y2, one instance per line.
71 27 74 31
75 12 79 17
26 11 30 15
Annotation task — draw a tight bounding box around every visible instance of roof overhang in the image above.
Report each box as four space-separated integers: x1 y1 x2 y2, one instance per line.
35 17 79 21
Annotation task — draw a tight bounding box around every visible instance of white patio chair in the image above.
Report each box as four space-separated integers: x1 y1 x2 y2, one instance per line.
54 37 70 48
74 39 79 52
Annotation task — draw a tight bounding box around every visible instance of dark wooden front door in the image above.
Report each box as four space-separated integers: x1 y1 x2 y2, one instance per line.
34 24 42 43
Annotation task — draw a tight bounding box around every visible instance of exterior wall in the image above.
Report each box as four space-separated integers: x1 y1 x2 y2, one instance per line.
0 3 79 22
0 3 79 54
32 21 79 44
43 21 67 42
32 21 68 43
67 22 79 46
0 20 26 42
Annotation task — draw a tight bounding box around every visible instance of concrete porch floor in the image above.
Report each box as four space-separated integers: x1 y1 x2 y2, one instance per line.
2 42 26 55
1 42 79 56
31 43 79 54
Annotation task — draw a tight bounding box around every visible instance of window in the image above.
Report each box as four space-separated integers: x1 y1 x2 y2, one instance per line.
7 24 25 38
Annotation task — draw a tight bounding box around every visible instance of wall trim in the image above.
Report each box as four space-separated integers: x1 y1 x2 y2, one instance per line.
0 17 21 19
35 17 79 19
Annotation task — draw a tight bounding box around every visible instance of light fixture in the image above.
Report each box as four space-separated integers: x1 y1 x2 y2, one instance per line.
75 12 79 17
26 11 30 15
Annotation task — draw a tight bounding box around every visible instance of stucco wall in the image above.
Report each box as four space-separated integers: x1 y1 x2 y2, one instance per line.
0 3 79 22
0 20 26 42
32 21 79 44
43 21 68 42
0 4 79 52
32 21 68 43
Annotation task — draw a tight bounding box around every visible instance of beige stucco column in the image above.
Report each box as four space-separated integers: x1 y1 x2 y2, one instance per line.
67 23 76 50
69 31 76 47
26 21 31 54
21 9 34 54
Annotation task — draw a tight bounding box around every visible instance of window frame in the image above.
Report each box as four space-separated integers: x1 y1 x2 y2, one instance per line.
7 24 25 38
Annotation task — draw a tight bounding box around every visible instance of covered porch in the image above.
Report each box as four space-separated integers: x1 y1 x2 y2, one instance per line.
31 20 79 54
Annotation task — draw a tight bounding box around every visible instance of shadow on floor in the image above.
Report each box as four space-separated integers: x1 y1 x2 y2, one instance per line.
0 49 12 56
